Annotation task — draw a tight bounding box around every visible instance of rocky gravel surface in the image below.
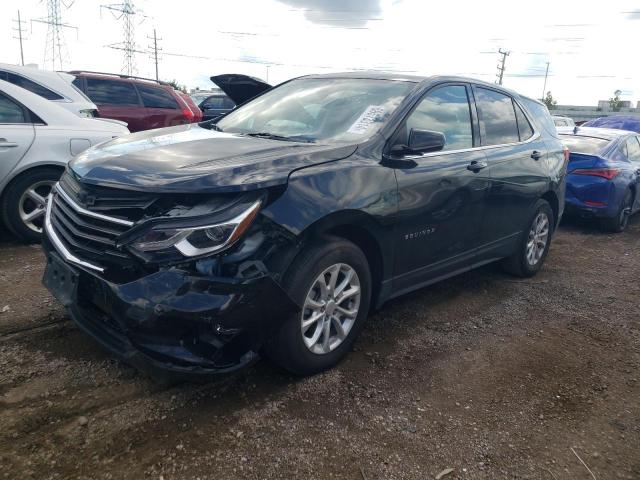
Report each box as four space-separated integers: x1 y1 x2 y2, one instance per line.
0 217 639 479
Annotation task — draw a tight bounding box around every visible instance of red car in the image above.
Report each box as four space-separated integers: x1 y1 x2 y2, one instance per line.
70 71 198 132
177 91 203 122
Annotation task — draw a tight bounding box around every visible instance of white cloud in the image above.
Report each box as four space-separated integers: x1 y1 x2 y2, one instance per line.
1 0 638 105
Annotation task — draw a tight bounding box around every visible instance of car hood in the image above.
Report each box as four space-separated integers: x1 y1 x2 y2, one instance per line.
209 74 271 105
69 124 357 193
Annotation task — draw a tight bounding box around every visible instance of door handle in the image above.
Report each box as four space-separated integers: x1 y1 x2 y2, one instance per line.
467 160 488 172
0 139 18 148
531 150 542 160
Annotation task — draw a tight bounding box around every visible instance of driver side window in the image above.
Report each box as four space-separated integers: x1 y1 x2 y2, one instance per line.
403 85 473 152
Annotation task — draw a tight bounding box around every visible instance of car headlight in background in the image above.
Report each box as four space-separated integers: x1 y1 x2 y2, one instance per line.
130 200 262 257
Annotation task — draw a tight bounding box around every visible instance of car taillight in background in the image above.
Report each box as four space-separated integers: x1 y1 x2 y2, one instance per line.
572 168 620 180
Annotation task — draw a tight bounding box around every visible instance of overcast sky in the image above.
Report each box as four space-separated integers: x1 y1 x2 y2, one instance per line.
1 0 638 105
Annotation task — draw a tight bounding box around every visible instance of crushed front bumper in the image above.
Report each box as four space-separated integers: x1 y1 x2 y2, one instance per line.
41 233 298 380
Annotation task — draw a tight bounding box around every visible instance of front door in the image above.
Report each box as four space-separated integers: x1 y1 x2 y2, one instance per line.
391 84 490 295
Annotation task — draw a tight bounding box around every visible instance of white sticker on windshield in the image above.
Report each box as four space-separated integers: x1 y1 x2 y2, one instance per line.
347 105 386 135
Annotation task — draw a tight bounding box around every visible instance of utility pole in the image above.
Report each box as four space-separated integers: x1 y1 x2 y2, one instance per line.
541 61 550 101
147 28 162 81
12 10 26 66
496 48 510 86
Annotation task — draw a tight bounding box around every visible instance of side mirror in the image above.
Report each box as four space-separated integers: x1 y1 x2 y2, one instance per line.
408 128 446 154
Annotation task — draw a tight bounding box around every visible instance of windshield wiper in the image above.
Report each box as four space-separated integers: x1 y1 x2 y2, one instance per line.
200 120 223 131
244 132 314 143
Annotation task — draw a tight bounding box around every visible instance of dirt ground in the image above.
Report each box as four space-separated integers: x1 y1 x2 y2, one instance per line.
0 216 639 480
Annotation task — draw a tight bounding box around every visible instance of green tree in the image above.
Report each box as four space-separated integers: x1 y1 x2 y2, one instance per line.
165 79 186 93
543 91 557 110
609 89 623 112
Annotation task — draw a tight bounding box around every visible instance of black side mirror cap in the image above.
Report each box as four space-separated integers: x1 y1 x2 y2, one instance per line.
408 128 446 154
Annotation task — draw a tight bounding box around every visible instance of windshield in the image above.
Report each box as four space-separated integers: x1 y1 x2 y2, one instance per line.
216 78 413 143
560 135 610 155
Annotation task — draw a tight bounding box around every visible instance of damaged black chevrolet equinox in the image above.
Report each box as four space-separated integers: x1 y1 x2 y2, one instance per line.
42 73 567 378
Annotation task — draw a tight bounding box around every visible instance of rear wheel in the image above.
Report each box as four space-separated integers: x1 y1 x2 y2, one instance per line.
1 168 61 243
265 237 371 375
601 189 632 233
502 199 554 278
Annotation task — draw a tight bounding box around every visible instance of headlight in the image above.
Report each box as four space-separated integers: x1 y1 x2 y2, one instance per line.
130 200 261 257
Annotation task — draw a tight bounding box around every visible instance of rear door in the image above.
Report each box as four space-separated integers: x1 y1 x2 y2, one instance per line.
136 84 183 129
83 78 146 132
0 92 35 184
391 83 490 294
472 86 550 260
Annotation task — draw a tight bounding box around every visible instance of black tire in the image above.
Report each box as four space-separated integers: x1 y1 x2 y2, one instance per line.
1 167 62 243
501 199 554 278
265 236 372 376
601 189 633 233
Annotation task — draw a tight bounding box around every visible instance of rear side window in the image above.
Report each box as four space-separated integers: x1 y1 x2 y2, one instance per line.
559 135 609 155
0 94 27 123
1 71 64 101
475 87 519 145
223 97 236 109
137 85 179 109
404 85 473 151
514 102 534 141
521 98 558 138
626 136 640 161
202 96 225 109
86 78 139 105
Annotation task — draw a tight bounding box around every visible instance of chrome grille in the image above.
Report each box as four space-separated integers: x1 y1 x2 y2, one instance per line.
48 183 134 270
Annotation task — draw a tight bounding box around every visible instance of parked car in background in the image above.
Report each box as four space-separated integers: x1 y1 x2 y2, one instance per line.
41 72 566 379
558 126 640 232
0 79 129 242
70 71 196 132
583 115 640 133
198 93 235 121
0 63 98 118
552 115 575 128
177 91 202 122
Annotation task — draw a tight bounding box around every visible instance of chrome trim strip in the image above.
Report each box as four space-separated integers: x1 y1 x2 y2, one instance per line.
56 185 134 227
44 193 105 273
403 132 542 160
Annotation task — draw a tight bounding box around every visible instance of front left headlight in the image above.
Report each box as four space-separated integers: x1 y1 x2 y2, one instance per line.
130 200 261 257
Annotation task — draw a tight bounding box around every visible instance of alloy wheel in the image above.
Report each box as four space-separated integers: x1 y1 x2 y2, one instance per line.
301 263 361 355
18 180 55 234
526 212 549 266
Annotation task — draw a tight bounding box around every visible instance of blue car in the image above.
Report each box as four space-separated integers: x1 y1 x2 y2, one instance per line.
583 115 640 133
559 126 640 232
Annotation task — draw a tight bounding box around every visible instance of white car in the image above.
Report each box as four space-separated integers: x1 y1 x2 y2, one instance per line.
552 115 576 128
0 79 129 242
0 63 98 118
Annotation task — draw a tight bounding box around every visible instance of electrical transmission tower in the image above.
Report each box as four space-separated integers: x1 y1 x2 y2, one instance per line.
31 0 78 70
101 0 147 75
12 10 27 66
496 48 510 86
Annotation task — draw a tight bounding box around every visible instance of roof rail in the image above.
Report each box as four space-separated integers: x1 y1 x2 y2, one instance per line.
66 70 172 87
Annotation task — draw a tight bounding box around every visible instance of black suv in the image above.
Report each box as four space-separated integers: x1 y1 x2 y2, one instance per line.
41 73 566 378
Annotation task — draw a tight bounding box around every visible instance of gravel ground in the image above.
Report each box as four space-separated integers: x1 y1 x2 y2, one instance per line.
0 217 639 480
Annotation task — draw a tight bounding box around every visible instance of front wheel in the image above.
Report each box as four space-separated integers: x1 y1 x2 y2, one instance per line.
1 168 61 243
502 199 554 278
265 237 371 375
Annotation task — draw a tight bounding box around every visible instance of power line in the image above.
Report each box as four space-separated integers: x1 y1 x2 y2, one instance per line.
12 10 27 66
31 0 78 70
496 48 509 85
